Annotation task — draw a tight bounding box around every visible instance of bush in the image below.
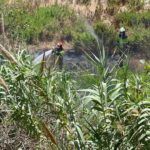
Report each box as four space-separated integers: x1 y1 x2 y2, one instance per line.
73 21 117 55
94 21 117 54
72 32 95 55
115 11 150 27
108 0 144 11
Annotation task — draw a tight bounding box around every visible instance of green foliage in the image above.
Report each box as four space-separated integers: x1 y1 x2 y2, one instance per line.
72 20 117 55
144 62 150 73
128 27 150 42
4 5 77 43
0 44 150 149
94 21 117 52
128 0 144 11
115 11 150 27
73 31 95 51
1 1 150 149
81 52 150 149
0 0 5 9
123 26 150 55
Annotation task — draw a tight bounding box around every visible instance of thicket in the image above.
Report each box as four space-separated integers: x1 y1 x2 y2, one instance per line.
0 44 150 149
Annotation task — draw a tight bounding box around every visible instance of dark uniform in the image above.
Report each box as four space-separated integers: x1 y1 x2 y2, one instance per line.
119 27 127 40
118 27 128 67
52 43 63 69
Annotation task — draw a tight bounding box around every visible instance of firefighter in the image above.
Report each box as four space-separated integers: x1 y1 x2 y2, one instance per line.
119 27 127 39
52 43 64 69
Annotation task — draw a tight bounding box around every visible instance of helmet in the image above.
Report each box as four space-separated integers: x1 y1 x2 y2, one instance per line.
119 27 125 32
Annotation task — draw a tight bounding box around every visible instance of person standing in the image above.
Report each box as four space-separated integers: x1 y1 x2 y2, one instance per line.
52 43 64 69
119 27 128 48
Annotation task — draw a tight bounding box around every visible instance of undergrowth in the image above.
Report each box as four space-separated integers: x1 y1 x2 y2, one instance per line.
115 11 150 28
4 5 78 44
0 43 150 149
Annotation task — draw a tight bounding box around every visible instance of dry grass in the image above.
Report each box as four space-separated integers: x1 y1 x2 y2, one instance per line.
0 44 18 65
0 76 9 92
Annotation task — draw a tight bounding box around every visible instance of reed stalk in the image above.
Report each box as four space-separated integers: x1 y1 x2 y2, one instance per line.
0 76 9 92
0 44 18 64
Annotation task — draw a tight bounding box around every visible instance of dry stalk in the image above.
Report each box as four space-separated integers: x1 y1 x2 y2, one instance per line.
1 13 5 45
0 44 18 64
0 76 9 92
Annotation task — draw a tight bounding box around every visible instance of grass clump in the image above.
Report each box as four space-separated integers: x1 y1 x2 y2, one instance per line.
115 11 150 28
72 21 117 55
94 21 117 53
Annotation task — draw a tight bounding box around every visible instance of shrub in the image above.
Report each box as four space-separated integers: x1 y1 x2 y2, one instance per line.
115 11 150 27
73 21 117 55
94 21 117 54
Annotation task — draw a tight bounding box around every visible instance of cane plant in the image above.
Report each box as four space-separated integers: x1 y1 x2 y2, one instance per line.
0 43 150 149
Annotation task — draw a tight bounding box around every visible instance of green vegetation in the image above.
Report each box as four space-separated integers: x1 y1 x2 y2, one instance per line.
94 21 117 52
115 11 150 54
0 44 150 149
115 11 150 27
4 5 77 43
3 4 96 47
1 2 149 56
128 0 144 11
0 1 150 149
